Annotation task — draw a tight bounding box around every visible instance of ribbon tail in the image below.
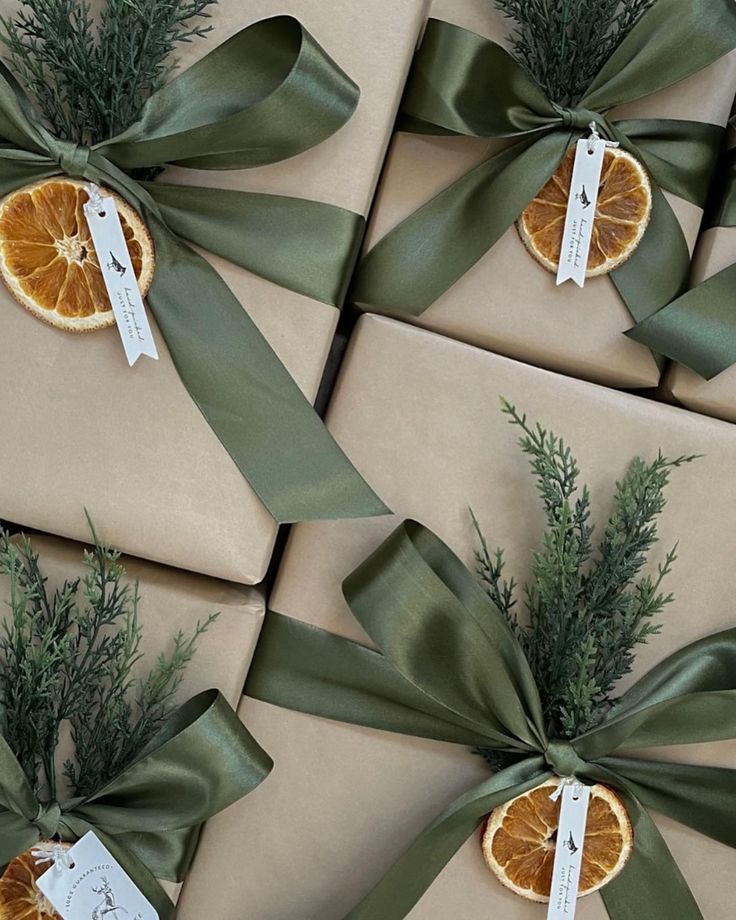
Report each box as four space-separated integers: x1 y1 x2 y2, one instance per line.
599 792 704 920
143 183 365 308
610 163 690 329
344 760 549 920
146 225 388 523
597 756 736 848
626 261 736 378
350 132 570 315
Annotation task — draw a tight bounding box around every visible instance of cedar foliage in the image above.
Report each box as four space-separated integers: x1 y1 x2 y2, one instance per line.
0 523 216 799
474 400 695 740
0 0 217 144
494 0 656 104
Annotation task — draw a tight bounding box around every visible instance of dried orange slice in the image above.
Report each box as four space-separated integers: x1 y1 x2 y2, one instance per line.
518 146 651 277
481 778 633 902
0 178 154 332
0 842 68 919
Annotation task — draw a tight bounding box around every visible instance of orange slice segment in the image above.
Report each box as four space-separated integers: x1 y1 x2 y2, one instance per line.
0 842 68 919
0 178 155 332
518 146 652 277
481 778 633 902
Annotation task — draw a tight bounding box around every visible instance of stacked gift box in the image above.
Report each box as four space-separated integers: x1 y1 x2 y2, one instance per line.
200 315 735 918
0 0 735 918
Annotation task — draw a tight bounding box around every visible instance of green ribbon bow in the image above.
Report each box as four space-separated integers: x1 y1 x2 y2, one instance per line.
246 521 736 920
628 128 736 378
0 15 388 524
351 0 736 351
0 689 272 918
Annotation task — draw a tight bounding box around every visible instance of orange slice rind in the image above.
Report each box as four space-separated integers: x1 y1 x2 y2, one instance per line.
0 178 155 332
518 147 652 277
0 841 68 919
481 778 633 902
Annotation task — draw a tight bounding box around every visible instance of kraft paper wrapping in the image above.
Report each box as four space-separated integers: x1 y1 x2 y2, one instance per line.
0 530 265 902
0 0 428 585
663 226 736 422
180 315 736 919
357 0 736 390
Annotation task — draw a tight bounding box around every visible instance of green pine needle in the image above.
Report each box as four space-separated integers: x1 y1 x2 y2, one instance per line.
0 524 217 798
0 0 218 144
494 0 656 104
474 399 697 739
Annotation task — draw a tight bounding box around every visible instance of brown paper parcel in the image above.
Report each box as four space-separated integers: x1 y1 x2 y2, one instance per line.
663 225 736 422
0 530 266 903
180 314 735 919
0 0 428 585
356 0 736 390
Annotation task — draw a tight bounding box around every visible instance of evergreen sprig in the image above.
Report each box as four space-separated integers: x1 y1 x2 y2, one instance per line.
0 523 216 798
0 0 217 144
474 400 696 739
494 0 656 104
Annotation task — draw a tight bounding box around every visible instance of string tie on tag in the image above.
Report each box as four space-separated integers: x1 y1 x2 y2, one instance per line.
84 183 105 215
33 800 62 838
32 842 73 874
55 139 91 179
544 739 586 777
586 121 620 154
549 775 583 802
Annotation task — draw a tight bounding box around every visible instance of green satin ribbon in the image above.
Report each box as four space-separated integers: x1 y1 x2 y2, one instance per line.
0 689 272 919
246 521 736 920
627 135 736 378
350 0 736 344
0 15 388 523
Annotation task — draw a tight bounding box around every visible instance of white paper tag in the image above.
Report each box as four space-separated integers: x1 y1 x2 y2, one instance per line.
36 832 158 920
556 137 607 288
546 782 591 920
83 188 158 366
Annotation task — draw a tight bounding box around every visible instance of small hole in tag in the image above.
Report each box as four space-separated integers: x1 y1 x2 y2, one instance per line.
98 211 106 218
67 860 76 870
587 149 595 156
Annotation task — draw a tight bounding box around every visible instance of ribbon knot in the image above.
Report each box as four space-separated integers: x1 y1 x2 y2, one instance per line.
544 739 586 777
553 104 608 134
33 800 62 838
52 139 91 179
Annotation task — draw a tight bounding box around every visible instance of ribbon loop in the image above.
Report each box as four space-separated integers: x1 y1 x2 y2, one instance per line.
52 139 91 178
34 801 62 838
544 739 587 776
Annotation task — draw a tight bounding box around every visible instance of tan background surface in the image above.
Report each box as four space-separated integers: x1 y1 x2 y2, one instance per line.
0 0 428 584
182 315 736 918
359 0 736 390
665 226 736 422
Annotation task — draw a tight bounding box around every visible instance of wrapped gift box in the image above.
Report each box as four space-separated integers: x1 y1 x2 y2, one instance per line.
662 226 736 421
0 529 266 902
0 0 427 584
354 0 736 390
182 315 735 918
